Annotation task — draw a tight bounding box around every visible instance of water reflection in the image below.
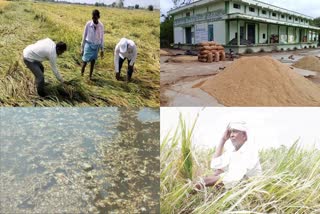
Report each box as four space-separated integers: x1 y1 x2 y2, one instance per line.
0 108 160 213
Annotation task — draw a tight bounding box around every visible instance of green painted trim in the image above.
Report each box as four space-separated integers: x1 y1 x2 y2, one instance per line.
225 20 230 45
225 1 229 14
286 26 289 43
257 23 260 44
267 23 270 44
237 19 240 46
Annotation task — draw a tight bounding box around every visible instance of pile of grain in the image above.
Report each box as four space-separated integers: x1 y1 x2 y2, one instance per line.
292 56 320 72
198 41 225 63
160 49 173 56
195 56 320 106
166 55 198 63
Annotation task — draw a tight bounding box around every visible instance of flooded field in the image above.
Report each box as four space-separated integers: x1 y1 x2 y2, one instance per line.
0 108 160 213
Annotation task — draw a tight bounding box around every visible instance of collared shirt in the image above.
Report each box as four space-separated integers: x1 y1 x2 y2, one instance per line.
114 38 137 73
23 38 63 82
81 20 104 51
211 141 262 188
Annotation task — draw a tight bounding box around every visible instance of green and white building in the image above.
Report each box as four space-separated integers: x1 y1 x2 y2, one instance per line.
168 0 320 53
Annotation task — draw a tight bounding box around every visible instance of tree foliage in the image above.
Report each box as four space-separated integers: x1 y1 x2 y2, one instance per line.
310 17 320 27
148 5 154 11
172 0 193 8
160 15 174 47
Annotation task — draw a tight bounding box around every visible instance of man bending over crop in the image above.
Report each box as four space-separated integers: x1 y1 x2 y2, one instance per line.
114 38 137 82
195 121 262 191
23 38 67 96
81 9 104 80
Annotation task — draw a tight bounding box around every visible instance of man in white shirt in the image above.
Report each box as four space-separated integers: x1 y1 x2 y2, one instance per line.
195 122 262 190
81 9 104 80
23 38 66 96
114 38 137 82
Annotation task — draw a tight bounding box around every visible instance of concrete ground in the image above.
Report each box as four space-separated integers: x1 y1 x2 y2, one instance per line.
160 48 320 106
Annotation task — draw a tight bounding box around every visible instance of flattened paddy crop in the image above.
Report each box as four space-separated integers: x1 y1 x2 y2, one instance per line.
0 1 160 106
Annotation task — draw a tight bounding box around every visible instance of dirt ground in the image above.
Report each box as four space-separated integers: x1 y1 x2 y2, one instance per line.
160 48 320 106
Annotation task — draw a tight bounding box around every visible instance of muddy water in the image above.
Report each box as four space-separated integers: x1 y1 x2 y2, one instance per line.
0 108 160 213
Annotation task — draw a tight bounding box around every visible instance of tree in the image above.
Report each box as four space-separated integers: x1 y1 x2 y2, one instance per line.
310 17 320 27
135 4 139 9
160 14 174 48
172 0 193 8
111 2 116 7
148 5 154 11
116 0 124 8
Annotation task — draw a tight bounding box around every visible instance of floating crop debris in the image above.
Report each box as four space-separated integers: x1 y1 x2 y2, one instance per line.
0 107 160 213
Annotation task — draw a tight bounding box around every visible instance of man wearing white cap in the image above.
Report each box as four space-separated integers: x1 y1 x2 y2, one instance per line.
195 121 262 190
114 38 137 81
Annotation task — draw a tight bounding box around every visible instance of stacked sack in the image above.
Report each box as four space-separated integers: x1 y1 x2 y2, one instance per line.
198 41 226 63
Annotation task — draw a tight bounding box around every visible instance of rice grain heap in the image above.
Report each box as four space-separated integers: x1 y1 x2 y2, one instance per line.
198 41 225 63
292 56 320 72
196 56 320 106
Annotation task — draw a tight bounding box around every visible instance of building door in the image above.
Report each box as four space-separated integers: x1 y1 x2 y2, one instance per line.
247 24 255 44
208 24 214 41
185 27 192 44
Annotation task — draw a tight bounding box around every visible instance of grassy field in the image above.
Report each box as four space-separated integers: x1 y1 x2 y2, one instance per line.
161 115 320 213
0 0 159 106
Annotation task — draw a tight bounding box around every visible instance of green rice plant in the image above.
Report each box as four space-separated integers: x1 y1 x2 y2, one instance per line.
178 113 199 180
161 117 320 213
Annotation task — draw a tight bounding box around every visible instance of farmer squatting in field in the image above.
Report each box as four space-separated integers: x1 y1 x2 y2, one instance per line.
114 38 137 82
81 9 104 80
23 38 67 97
194 121 262 191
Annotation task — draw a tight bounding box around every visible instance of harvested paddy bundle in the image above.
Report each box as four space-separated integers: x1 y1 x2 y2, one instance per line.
196 56 320 106
197 41 225 63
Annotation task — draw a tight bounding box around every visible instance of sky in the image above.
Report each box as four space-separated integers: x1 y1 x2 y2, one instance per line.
59 0 160 8
161 0 320 18
160 107 320 151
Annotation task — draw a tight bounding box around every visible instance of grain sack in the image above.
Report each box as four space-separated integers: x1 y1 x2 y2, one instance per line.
200 50 211 55
219 50 226 61
199 46 211 51
208 41 217 46
195 56 320 106
199 42 210 46
207 53 213 63
198 58 207 62
198 54 208 59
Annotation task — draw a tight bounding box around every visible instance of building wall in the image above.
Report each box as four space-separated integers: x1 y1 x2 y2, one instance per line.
229 2 245 14
225 0 311 26
288 27 294 43
246 5 258 17
194 6 207 14
279 26 287 44
270 24 278 35
208 1 225 12
259 23 268 44
213 20 226 44
174 27 184 44
229 20 237 40
295 28 300 43
171 0 319 45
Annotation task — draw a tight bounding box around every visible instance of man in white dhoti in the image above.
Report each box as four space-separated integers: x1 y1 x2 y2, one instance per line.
195 121 262 190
